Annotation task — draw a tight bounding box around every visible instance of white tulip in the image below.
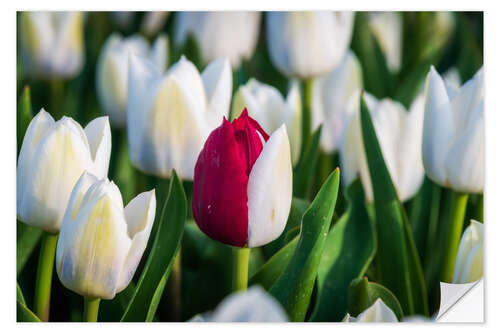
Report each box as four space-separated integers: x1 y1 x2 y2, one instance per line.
341 93 425 202
17 110 111 233
174 12 261 68
127 55 232 179
369 12 403 72
343 298 398 322
56 172 156 299
189 286 288 322
266 11 354 78
422 66 484 193
232 79 302 165
452 220 483 284
312 51 363 153
19 12 85 79
96 33 168 127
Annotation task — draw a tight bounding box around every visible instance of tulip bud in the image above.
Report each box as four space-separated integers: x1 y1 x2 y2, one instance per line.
17 110 111 233
190 286 288 322
452 220 483 284
422 66 484 193
192 110 293 248
56 172 156 299
232 79 302 165
96 33 168 127
19 12 85 79
174 12 261 68
341 93 425 202
343 298 398 322
266 11 354 78
312 51 363 153
127 55 232 179
368 12 403 72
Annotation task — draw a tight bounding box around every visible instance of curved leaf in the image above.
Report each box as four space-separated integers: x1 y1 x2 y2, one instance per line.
348 277 404 320
269 169 340 321
310 179 376 321
17 221 42 276
359 94 428 316
249 236 299 290
17 301 40 322
121 171 187 322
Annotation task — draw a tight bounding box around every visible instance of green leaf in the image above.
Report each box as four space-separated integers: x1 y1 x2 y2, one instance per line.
17 221 43 276
293 126 322 199
182 33 204 71
310 179 376 321
394 58 434 108
348 277 404 320
359 95 428 316
121 171 187 322
269 168 340 321
351 12 394 99
249 236 299 290
263 197 309 258
17 282 26 305
17 86 33 154
17 300 41 322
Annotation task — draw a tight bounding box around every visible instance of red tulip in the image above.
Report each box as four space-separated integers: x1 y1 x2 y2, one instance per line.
193 109 293 247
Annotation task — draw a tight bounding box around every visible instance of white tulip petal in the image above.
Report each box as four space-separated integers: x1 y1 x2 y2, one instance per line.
117 190 156 292
211 286 288 322
450 67 484 134
127 54 163 167
445 101 484 193
266 11 354 78
201 57 232 129
369 12 402 72
56 190 131 299
285 81 302 165
151 34 169 72
355 299 398 322
19 119 93 232
422 66 456 186
17 109 55 212
453 220 483 283
84 116 111 179
247 125 292 247
52 12 85 77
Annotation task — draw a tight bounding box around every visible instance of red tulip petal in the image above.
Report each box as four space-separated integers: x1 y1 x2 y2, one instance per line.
192 109 270 247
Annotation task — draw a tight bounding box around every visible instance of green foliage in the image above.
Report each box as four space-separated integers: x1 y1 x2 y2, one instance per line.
348 277 404 320
293 126 322 199
310 179 376 321
17 221 43 276
121 171 187 322
359 95 428 316
17 86 33 154
269 169 340 321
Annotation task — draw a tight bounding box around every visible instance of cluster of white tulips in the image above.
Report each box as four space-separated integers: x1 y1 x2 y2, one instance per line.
16 10 483 323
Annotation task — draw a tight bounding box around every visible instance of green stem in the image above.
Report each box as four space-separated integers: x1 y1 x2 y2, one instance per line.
83 297 101 322
34 232 58 322
300 78 314 159
475 194 484 222
232 247 250 292
440 191 469 282
49 79 64 119
165 251 182 321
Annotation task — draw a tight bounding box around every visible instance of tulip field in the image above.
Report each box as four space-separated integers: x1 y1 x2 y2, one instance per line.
16 11 484 322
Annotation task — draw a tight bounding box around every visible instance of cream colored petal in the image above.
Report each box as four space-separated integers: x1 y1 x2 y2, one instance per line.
369 12 402 72
137 73 207 179
19 119 93 232
52 12 84 77
116 189 156 292
450 67 484 134
84 116 111 179
355 299 398 322
210 286 288 322
422 66 455 187
445 100 484 193
17 109 55 215
56 191 131 299
201 57 232 129
247 126 293 247
452 220 484 283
